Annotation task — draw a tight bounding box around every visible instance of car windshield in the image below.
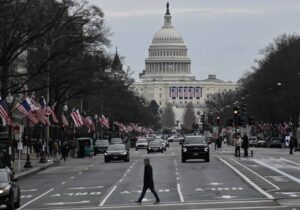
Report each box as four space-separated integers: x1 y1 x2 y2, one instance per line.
137 140 147 143
107 144 125 151
95 140 109 146
0 172 8 183
149 141 161 146
185 136 206 144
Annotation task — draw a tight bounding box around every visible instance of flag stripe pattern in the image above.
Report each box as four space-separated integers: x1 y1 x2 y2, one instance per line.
0 99 12 125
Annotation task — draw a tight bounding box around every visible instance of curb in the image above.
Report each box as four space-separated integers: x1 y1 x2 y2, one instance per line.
15 161 56 180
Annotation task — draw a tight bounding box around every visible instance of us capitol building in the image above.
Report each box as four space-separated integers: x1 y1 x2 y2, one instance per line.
132 3 237 125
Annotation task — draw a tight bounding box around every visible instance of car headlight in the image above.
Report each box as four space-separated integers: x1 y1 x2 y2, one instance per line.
0 186 10 194
104 152 108 156
182 148 187 152
121 151 127 155
160 147 162 149
204 147 209 152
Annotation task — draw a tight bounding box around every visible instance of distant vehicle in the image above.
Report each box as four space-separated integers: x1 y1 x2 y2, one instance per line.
168 135 184 142
135 138 148 150
248 136 257 147
155 139 167 151
110 138 123 144
162 139 169 147
75 137 94 158
146 137 155 144
0 168 20 209
94 140 110 154
147 141 164 153
104 144 130 162
256 139 267 147
181 135 210 162
269 137 282 148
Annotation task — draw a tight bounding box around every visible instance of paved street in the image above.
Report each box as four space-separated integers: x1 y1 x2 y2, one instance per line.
15 143 300 210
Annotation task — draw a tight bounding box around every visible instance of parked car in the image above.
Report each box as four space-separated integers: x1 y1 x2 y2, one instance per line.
0 168 20 210
268 137 282 148
104 144 130 162
181 135 210 162
110 138 123 144
147 141 164 153
94 139 110 154
135 138 148 150
248 136 257 147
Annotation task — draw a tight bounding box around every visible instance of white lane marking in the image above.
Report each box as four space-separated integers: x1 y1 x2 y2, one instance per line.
280 158 300 167
21 195 32 199
32 200 283 210
219 158 274 200
233 160 280 192
177 183 184 202
68 186 104 190
99 185 117 206
21 189 38 192
62 182 66 185
210 182 223 186
44 200 90 206
78 171 82 175
17 188 54 210
254 159 300 184
70 176 75 179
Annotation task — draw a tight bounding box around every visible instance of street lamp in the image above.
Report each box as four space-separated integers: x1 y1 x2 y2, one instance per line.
63 105 68 112
6 93 13 168
94 114 98 139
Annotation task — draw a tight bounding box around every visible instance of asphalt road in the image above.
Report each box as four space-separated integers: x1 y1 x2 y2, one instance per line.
13 142 300 210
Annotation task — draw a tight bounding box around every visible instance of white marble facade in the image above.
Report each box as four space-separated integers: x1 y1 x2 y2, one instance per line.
132 4 237 125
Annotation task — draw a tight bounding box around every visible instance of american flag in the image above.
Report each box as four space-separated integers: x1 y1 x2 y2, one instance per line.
99 115 109 129
15 98 39 125
184 87 188 98
61 113 69 127
30 97 47 125
0 99 12 125
195 87 202 98
71 109 83 127
189 87 194 98
178 87 183 98
46 106 58 123
171 87 177 98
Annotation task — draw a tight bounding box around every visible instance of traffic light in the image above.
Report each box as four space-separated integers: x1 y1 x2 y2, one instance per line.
216 116 220 125
233 106 240 126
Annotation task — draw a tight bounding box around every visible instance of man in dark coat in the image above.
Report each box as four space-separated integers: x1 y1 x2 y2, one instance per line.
242 134 249 157
136 158 160 204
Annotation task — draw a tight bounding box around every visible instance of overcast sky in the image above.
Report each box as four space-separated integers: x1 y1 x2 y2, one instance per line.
89 0 300 82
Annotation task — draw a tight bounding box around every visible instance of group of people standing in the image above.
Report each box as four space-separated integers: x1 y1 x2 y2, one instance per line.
233 134 249 157
34 139 70 162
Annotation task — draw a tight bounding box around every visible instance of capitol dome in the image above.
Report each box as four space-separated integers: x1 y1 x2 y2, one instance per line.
141 3 194 81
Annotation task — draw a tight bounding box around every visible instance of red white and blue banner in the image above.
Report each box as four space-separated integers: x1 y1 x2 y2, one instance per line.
195 87 202 99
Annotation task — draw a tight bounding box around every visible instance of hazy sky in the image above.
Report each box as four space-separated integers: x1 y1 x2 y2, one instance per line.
89 0 300 82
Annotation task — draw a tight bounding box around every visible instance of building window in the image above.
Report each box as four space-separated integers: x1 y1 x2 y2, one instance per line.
159 93 162 98
140 88 143 91
159 88 162 91
159 101 162 106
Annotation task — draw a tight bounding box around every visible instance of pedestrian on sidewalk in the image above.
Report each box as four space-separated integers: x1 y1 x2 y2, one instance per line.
53 140 59 162
35 139 42 159
136 158 160 204
234 134 241 157
242 134 249 157
61 142 69 162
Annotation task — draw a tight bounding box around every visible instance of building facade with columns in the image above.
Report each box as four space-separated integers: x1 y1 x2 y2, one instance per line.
132 4 237 125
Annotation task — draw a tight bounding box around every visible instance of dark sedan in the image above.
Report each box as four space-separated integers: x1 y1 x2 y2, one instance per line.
104 144 130 162
147 141 164 153
0 168 20 209
94 139 110 154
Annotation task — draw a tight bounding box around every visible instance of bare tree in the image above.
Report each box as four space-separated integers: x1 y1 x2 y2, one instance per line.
161 103 175 129
183 102 196 129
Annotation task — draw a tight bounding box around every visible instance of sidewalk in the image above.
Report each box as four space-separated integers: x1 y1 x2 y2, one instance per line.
11 152 55 180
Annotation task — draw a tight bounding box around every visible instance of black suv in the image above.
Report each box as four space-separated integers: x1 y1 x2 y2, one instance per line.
0 168 20 209
181 136 210 162
104 144 130 162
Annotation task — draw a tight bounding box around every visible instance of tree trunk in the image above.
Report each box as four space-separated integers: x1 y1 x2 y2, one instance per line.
1 63 9 98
